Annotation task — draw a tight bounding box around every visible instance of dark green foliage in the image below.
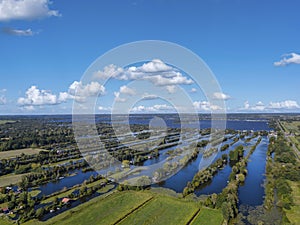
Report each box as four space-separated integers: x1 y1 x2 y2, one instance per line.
264 132 299 219
197 140 209 148
229 145 244 163
36 208 45 219
183 154 228 197
221 202 230 221
220 144 229 151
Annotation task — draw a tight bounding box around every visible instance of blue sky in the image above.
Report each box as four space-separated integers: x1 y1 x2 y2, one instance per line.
0 0 300 114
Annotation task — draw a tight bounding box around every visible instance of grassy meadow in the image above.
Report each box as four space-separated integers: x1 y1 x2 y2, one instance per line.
0 173 31 187
190 207 224 225
17 190 224 225
0 148 45 160
285 181 300 224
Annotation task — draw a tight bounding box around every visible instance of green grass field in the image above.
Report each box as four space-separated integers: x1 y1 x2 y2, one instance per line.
96 184 115 194
23 190 223 225
0 201 8 209
190 207 224 225
285 181 300 225
48 191 152 225
281 121 300 134
41 182 114 204
0 120 16 125
41 189 75 204
0 173 31 187
0 217 13 225
280 121 300 151
0 148 45 159
119 194 198 225
28 189 41 198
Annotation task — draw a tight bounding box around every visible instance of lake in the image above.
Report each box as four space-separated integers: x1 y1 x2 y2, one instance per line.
25 115 270 211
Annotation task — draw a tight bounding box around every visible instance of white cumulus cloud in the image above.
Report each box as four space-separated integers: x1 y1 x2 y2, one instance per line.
274 53 300 66
119 85 135 95
131 104 173 112
113 85 135 102
243 101 250 110
213 92 231 100
114 91 126 102
138 59 173 73
94 59 194 89
142 93 159 100
252 101 265 111
131 105 146 112
166 85 177 94
94 64 126 80
240 101 263 111
0 0 60 21
67 81 105 102
242 101 265 111
58 91 69 102
240 100 300 111
17 86 59 106
193 101 222 111
268 100 299 109
18 81 105 107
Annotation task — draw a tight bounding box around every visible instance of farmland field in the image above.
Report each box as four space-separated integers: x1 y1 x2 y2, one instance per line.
0 120 16 125
281 121 300 151
28 189 41 198
0 173 31 187
119 194 199 225
285 181 300 225
36 191 153 225
190 207 223 225
22 190 223 225
0 148 45 159
41 182 114 204
281 121 300 134
0 217 13 225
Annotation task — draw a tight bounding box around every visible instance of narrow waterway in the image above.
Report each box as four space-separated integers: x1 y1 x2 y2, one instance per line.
29 135 269 207
39 184 116 221
194 137 259 196
238 136 269 206
154 135 238 193
31 169 98 197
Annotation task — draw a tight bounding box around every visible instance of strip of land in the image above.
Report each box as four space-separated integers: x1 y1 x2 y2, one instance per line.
277 120 300 160
0 148 46 159
285 181 300 224
0 173 30 187
190 207 224 225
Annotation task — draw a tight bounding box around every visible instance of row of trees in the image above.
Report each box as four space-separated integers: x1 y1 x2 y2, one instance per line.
117 176 151 191
0 118 75 151
18 160 89 189
264 133 300 224
183 154 228 197
0 188 37 223
203 136 263 223
0 148 82 176
152 144 199 182
98 123 181 164
220 144 229 151
229 145 244 163
1 174 110 223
